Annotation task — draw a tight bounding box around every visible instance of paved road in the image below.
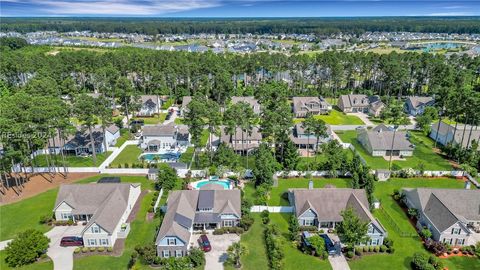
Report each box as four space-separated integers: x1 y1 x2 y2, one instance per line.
46 226 85 270
203 233 240 270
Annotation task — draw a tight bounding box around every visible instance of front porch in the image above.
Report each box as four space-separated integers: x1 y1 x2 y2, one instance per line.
193 223 219 231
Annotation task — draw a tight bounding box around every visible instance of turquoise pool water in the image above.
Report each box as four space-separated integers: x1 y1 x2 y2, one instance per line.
141 152 180 162
193 180 230 190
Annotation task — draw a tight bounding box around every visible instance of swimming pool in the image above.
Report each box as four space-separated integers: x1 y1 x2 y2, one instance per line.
140 152 181 162
190 178 232 190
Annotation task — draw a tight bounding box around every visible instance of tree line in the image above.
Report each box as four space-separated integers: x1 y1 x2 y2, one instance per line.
2 17 480 35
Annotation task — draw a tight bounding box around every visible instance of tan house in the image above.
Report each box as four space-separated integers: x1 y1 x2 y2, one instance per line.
292 96 332 118
357 125 414 157
220 126 262 155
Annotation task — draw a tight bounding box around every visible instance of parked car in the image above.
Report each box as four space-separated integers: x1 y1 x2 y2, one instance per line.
60 236 83 247
319 234 337 255
198 234 211 252
130 119 145 127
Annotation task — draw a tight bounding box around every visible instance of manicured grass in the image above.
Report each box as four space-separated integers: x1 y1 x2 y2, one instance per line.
270 213 333 270
200 129 209 147
294 109 364 125
443 256 480 270
0 175 153 242
237 214 270 270
132 114 166 125
114 128 131 147
297 149 354 171
73 176 158 270
349 177 470 270
243 178 351 206
174 117 184 124
336 130 452 170
33 152 111 167
109 145 142 167
179 147 194 164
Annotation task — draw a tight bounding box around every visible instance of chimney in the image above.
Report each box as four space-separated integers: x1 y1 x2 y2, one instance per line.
308 180 314 190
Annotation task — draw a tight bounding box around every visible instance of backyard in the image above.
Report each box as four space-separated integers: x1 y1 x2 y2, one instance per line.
336 130 453 170
109 145 142 167
114 128 131 147
33 152 111 167
131 114 166 125
294 108 364 125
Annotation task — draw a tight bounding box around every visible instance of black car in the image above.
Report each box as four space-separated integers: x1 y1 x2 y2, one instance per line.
320 234 337 255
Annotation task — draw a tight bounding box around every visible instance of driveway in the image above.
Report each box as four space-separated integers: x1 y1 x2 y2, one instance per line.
46 225 85 270
327 234 351 270
200 233 240 270
347 112 374 126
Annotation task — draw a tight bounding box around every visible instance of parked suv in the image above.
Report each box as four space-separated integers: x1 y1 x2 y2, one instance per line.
198 234 211 252
60 236 84 247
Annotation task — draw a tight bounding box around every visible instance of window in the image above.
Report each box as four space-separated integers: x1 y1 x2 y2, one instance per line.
451 228 461 235
163 250 170 258
100 239 108 246
456 239 465 245
370 239 379 245
167 238 176 245
304 219 314 226
87 239 97 246
223 220 234 227
91 226 100 233
175 250 183 257
60 213 71 220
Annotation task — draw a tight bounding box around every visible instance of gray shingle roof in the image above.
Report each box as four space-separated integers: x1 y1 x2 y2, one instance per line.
431 122 480 148
292 97 331 114
423 194 459 232
143 123 176 136
156 189 241 245
406 96 434 110
54 183 140 234
140 95 160 106
231 96 261 114
289 188 385 233
359 129 413 151
403 188 480 225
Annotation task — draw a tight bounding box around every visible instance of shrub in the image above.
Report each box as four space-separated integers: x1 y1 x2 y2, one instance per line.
107 247 113 252
213 228 225 235
4 229 50 267
374 246 380 252
368 246 374 252
420 227 432 239
288 215 300 241
363 246 369 252
299 226 318 232
380 245 387 253
261 210 270 225
407 208 418 219
153 256 161 265
82 247 88 253
264 224 284 270
135 245 157 264
319 229 325 234
309 235 326 257
388 247 395 254
346 251 354 258
74 247 81 253
355 247 362 256
383 237 394 249
97 247 105 252
424 239 448 255
148 207 154 213
39 215 53 225
412 252 429 270
89 247 96 252
67 219 74 225
189 247 205 267
240 215 254 231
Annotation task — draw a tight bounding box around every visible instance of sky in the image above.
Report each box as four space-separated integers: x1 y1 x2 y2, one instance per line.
1 0 480 17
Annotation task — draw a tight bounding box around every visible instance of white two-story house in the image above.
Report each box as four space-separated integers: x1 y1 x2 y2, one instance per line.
141 123 190 152
53 182 141 247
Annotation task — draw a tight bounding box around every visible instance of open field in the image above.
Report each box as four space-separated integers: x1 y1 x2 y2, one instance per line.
336 130 453 170
294 108 364 125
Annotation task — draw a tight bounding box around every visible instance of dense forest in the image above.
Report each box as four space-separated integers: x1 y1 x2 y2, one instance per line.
2 17 480 35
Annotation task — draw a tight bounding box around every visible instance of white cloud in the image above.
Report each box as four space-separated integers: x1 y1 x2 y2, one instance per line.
427 12 473 16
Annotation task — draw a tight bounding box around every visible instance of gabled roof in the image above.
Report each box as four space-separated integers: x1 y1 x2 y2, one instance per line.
430 122 480 148
289 188 386 234
55 183 140 234
423 194 459 232
156 189 241 245
143 123 176 137
403 188 480 226
140 95 159 106
231 96 261 114
406 96 434 110
292 97 331 113
359 129 413 151
220 126 262 145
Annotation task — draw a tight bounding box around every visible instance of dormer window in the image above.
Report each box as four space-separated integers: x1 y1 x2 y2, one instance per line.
167 238 176 245
199 208 213 212
91 225 100 233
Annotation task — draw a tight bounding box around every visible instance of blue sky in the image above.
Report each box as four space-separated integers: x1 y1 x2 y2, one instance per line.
1 0 480 17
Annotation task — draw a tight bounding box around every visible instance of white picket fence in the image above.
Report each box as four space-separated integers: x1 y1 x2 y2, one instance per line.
250 206 293 213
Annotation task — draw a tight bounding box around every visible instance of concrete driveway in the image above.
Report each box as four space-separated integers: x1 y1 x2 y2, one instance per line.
46 225 85 270
200 233 240 270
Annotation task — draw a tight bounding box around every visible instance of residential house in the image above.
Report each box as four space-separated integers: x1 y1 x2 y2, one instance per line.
289 123 333 155
220 126 262 155
38 124 120 156
53 182 141 247
156 189 241 258
181 96 192 116
292 97 332 118
231 96 261 114
138 95 161 117
141 123 190 152
288 187 387 246
405 96 435 116
338 94 384 116
430 121 480 149
403 188 480 246
357 125 414 157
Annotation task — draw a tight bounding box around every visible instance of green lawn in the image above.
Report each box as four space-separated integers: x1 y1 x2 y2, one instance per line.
114 128 131 147
243 178 351 206
294 109 364 125
0 252 53 270
109 145 142 167
349 177 472 270
174 117 184 124
336 130 452 170
132 114 166 125
33 152 111 167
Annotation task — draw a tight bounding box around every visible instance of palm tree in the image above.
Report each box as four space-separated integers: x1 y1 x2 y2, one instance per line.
227 242 247 268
